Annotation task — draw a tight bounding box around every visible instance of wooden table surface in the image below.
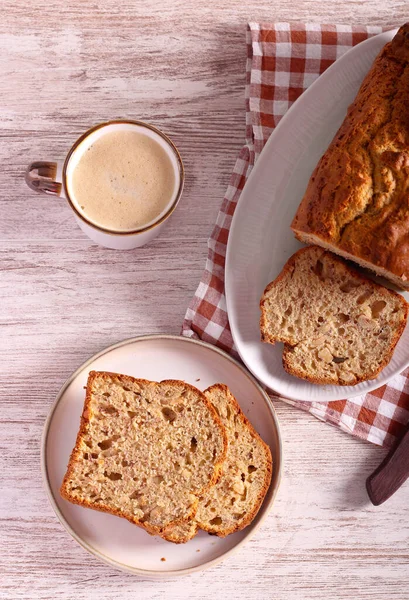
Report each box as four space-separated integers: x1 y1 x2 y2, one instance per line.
2 1 409 599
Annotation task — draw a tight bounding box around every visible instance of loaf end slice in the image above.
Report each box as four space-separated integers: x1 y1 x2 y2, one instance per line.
260 246 408 385
60 372 228 535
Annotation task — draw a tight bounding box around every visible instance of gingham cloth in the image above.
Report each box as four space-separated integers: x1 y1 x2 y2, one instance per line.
182 22 409 448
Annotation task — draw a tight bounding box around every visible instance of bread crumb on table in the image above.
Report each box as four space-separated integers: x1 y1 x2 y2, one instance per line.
160 557 166 562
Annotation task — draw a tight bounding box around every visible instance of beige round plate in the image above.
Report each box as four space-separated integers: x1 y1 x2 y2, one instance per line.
41 334 282 577
225 29 409 401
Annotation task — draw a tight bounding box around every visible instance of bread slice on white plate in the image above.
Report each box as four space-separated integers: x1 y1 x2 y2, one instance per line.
260 246 408 386
161 384 273 543
60 372 227 535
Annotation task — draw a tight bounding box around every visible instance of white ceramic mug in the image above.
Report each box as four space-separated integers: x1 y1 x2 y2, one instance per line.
25 120 184 249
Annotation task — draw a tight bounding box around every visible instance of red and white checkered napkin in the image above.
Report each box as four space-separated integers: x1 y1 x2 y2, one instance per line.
181 22 409 448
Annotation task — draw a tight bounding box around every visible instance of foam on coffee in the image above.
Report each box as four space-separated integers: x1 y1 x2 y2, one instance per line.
65 123 181 232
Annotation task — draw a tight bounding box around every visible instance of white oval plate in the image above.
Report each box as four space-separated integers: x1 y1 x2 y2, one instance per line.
41 335 282 578
225 29 409 402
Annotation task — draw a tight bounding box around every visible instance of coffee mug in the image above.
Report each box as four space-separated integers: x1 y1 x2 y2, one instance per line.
25 120 184 249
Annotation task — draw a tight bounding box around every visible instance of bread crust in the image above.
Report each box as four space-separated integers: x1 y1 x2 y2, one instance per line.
260 247 408 385
60 371 228 536
291 23 409 290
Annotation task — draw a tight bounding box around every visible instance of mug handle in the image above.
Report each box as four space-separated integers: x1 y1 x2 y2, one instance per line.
25 161 62 196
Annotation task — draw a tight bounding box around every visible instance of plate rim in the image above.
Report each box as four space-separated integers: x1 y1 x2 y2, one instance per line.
225 28 406 402
41 333 283 578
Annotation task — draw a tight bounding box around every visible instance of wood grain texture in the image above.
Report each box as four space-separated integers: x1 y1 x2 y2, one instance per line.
1 1 409 598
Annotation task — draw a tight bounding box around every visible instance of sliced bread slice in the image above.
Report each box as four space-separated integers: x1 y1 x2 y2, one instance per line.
161 384 273 543
60 372 228 535
260 246 408 385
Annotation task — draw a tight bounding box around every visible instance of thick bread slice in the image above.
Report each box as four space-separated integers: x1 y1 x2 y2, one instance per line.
60 372 228 535
260 246 408 385
161 384 273 543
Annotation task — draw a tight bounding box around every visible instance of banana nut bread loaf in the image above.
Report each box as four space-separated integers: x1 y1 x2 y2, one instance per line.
291 24 409 290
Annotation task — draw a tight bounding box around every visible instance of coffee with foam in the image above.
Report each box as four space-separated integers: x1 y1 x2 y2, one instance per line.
65 123 180 232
